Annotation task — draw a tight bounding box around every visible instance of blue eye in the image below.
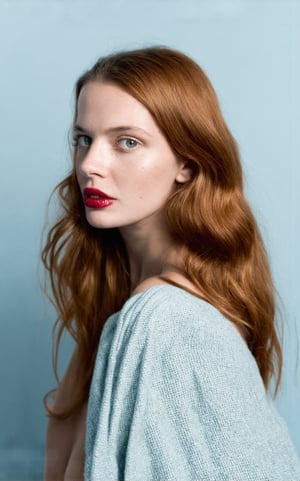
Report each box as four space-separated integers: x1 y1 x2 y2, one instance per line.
118 138 139 150
73 135 92 148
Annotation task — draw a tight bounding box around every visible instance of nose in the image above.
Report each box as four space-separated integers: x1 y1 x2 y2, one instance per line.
76 142 109 179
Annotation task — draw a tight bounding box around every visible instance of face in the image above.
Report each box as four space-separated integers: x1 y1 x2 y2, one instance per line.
74 81 191 231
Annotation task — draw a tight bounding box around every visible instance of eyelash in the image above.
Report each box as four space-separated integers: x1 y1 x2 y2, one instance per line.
117 137 139 151
72 134 91 148
72 134 140 151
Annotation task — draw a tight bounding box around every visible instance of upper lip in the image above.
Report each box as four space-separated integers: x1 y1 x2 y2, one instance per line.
83 187 115 199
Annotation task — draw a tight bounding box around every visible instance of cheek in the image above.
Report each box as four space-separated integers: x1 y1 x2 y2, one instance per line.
118 152 178 200
74 159 82 180
135 170 175 204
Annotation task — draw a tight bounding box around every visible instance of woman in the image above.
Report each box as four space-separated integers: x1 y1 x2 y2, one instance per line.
43 46 300 481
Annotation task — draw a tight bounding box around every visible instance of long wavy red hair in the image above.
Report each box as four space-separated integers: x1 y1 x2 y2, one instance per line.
42 46 282 418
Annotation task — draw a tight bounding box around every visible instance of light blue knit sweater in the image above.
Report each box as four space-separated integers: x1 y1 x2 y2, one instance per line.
85 285 300 481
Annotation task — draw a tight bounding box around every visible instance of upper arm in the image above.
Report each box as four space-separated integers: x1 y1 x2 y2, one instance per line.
51 349 79 413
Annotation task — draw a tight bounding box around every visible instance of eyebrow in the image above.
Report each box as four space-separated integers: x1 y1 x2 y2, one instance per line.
73 124 151 137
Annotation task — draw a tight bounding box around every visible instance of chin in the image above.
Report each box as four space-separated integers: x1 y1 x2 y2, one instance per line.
84 208 158 230
85 211 118 229
86 219 117 230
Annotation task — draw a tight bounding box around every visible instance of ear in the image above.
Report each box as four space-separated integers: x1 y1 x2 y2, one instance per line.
175 160 194 184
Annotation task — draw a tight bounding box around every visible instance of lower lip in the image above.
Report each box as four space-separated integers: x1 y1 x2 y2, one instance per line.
84 197 115 209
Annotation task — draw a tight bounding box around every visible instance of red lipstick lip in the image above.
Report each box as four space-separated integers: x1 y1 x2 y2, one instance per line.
83 187 115 200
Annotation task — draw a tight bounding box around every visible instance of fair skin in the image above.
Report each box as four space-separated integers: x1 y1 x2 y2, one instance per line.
44 81 197 481
74 81 192 288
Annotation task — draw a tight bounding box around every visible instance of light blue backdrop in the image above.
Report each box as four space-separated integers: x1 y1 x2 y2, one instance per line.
0 0 299 479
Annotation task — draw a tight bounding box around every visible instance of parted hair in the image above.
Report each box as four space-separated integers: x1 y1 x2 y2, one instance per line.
42 46 282 418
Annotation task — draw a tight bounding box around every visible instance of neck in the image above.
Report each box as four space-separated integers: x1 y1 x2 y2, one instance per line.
119 214 181 290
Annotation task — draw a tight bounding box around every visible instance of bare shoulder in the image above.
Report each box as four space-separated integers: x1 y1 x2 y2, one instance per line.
130 276 169 297
130 271 204 298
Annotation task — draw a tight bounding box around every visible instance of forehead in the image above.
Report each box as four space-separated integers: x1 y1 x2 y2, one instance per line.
76 81 160 133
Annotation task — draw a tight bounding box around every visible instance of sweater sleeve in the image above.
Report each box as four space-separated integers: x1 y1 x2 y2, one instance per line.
122 295 300 480
85 286 300 481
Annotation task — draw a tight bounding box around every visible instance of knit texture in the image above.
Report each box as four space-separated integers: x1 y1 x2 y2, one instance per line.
85 285 300 481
